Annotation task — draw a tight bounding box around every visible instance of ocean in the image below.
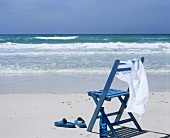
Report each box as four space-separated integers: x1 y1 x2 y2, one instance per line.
0 34 170 94
0 34 170 75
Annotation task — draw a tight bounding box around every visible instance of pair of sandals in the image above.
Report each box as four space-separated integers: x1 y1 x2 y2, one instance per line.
54 117 86 128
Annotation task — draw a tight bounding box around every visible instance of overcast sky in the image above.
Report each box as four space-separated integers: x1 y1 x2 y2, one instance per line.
0 0 170 34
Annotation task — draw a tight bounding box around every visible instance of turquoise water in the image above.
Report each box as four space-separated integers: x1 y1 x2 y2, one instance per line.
0 34 170 74
1 34 170 44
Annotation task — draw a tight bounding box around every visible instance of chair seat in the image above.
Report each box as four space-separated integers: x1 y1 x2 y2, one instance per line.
88 89 129 101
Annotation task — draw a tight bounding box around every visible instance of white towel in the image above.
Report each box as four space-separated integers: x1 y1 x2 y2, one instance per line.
116 59 149 119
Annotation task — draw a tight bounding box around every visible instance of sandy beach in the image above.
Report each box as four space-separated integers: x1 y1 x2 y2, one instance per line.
0 72 170 138
0 92 169 138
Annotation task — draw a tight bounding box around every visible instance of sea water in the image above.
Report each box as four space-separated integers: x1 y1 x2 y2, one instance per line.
0 34 170 94
0 34 170 75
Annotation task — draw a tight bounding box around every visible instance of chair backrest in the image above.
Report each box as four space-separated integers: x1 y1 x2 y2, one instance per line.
103 57 145 94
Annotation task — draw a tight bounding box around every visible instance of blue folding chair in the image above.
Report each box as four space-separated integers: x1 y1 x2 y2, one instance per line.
87 57 144 138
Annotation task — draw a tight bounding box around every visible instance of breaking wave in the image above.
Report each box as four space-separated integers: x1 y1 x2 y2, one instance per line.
35 36 78 40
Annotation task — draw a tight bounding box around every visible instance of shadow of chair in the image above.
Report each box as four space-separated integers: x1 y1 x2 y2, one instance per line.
107 126 170 138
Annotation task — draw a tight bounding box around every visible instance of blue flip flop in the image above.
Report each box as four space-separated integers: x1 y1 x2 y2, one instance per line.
74 117 87 128
54 118 76 128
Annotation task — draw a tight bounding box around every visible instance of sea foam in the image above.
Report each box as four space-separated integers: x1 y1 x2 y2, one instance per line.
0 42 170 54
35 36 78 40
0 42 170 75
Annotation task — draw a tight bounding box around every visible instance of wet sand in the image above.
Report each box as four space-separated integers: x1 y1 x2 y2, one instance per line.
0 73 169 94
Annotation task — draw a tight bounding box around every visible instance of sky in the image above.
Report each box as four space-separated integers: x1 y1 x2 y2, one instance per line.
0 0 170 34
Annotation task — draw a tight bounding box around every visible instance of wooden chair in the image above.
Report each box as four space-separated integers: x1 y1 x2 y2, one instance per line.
87 57 144 138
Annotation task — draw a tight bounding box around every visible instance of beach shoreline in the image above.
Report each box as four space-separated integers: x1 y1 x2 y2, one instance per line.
0 73 169 94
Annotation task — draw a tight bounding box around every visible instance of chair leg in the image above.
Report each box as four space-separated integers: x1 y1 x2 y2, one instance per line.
87 95 104 132
115 95 142 132
115 95 129 122
87 106 100 132
128 112 142 131
104 112 119 138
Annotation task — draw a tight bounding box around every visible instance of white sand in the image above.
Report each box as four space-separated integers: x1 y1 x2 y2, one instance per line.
0 92 170 138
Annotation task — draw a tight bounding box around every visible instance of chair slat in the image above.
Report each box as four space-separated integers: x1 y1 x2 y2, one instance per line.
117 67 131 72
111 118 133 126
